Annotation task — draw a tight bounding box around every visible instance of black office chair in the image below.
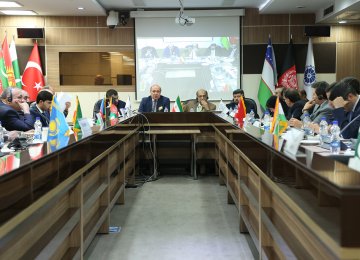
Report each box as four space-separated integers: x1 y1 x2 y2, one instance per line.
244 98 259 118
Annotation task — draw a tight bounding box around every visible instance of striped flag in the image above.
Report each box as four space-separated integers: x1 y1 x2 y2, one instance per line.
0 51 8 92
72 96 83 138
303 37 316 100
9 37 22 88
1 36 16 87
258 36 277 110
171 96 183 112
270 97 288 150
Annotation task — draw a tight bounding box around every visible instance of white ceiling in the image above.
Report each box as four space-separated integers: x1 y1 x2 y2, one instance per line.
3 0 360 24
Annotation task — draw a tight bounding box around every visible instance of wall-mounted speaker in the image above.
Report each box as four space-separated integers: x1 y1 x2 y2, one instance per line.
304 26 330 37
17 28 45 39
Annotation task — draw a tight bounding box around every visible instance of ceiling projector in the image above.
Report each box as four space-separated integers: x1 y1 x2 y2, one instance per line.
175 16 195 26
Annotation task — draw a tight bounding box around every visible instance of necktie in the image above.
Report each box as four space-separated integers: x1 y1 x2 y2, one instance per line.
349 111 353 121
152 100 157 112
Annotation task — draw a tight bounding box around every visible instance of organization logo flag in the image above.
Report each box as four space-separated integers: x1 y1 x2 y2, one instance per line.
303 37 316 100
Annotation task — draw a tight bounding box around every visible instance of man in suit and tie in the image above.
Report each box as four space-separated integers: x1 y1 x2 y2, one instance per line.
138 84 170 112
0 87 35 131
183 89 216 112
30 90 53 127
329 77 360 139
289 81 334 128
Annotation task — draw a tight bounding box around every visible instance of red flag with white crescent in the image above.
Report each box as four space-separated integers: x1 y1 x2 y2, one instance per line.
21 42 45 102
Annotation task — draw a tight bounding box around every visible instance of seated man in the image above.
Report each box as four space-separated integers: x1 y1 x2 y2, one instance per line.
283 88 306 120
226 89 259 118
93 89 126 118
138 84 170 112
329 77 360 139
0 88 34 131
183 89 216 112
289 81 333 128
30 91 53 127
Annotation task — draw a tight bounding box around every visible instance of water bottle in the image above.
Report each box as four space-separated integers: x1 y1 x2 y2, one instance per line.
249 109 255 124
319 117 328 145
302 112 313 136
0 121 4 149
263 110 271 132
330 120 341 154
33 117 42 142
164 107 169 112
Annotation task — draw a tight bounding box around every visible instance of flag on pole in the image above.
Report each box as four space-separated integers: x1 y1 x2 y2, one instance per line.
2 36 16 87
9 37 21 88
108 97 119 126
217 99 229 114
72 96 83 138
258 36 277 110
48 96 71 151
234 96 246 128
278 38 298 90
21 42 45 102
303 37 316 100
270 97 288 150
125 96 132 117
171 96 183 112
0 51 8 92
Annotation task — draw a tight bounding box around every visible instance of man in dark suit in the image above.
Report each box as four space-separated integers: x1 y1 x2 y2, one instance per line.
283 88 306 120
30 90 53 127
93 89 126 119
329 77 360 139
0 88 34 131
226 89 259 118
138 84 170 112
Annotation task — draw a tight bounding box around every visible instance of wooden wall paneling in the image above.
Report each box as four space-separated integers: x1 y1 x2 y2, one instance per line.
0 16 45 27
337 42 360 80
290 14 315 25
335 25 360 43
243 26 290 44
98 27 135 45
243 8 289 26
45 28 98 45
45 16 102 27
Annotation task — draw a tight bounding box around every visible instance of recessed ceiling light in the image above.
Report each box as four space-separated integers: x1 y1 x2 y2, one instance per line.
0 10 37 15
339 20 347 24
296 5 305 9
78 7 84 10
0 1 22 8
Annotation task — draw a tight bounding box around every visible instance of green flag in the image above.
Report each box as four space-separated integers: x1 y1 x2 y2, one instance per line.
9 38 21 88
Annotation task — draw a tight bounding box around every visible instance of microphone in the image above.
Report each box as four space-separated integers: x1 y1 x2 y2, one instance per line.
339 113 360 137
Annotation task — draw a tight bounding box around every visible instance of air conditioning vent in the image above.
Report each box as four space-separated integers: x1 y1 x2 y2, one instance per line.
323 5 334 17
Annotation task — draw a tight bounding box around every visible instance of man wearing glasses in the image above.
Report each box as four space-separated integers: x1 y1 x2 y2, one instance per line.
0 87 34 131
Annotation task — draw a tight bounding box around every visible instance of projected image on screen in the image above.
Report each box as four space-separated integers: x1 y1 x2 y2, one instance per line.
136 36 240 101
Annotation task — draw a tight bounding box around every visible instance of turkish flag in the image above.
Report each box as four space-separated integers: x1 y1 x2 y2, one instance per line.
21 42 45 102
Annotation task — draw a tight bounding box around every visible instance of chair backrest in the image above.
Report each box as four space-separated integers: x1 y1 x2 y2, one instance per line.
244 97 258 114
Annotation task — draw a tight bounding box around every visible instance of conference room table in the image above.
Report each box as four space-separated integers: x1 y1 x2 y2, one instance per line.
0 112 359 259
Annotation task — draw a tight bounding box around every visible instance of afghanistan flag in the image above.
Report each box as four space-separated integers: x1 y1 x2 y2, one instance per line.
278 38 298 89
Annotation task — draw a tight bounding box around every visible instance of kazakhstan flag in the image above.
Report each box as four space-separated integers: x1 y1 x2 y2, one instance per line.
47 96 70 151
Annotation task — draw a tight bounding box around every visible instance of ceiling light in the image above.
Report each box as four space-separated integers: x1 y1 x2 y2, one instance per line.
78 7 84 10
0 1 22 8
0 10 37 15
338 20 347 24
296 6 305 9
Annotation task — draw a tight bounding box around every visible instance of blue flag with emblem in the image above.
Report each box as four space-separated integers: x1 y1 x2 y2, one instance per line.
47 96 70 151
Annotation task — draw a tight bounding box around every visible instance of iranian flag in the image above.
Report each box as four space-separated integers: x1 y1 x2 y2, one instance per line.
9 38 22 88
2 36 16 87
171 96 183 112
278 38 298 89
258 36 277 110
0 51 8 92
21 42 45 102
